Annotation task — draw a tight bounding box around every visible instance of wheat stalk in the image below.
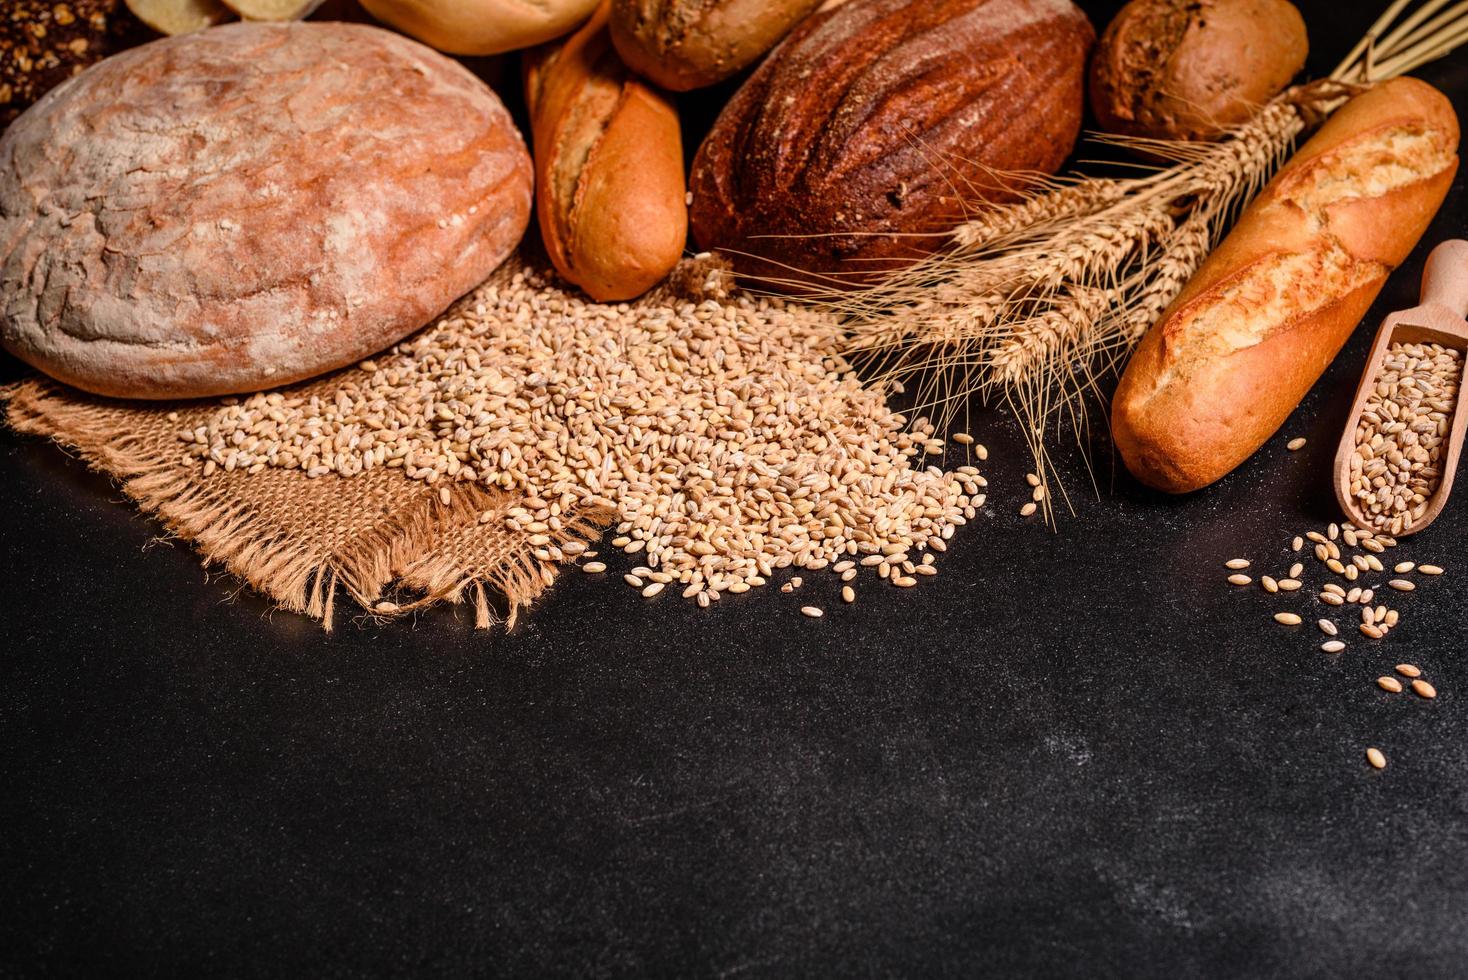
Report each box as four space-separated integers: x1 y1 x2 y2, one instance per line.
801 1 1468 517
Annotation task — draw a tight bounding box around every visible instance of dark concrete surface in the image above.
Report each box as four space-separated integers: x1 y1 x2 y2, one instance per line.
2 2 1467 977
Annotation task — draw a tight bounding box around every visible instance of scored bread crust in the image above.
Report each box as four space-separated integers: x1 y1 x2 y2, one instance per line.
0 22 533 399
1111 77 1460 493
524 3 688 302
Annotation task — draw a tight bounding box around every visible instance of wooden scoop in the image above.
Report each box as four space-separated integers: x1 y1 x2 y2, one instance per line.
1334 239 1468 537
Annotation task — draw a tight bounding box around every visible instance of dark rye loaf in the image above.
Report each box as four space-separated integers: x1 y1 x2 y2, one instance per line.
0 21 532 399
688 0 1094 290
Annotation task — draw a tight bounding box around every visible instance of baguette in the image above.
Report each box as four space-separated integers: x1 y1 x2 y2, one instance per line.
524 2 687 302
1111 78 1460 493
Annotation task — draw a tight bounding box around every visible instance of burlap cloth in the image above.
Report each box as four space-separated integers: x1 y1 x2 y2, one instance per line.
0 255 658 631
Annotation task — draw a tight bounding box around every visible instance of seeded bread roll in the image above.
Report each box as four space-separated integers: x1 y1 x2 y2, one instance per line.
1111 78 1460 493
358 0 600 54
1090 0 1308 142
609 0 823 91
524 2 687 301
0 22 533 399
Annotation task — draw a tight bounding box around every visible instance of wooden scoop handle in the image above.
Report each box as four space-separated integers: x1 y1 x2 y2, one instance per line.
1421 239 1468 317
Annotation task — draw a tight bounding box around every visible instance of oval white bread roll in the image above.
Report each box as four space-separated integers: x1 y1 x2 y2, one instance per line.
1112 78 1460 493
358 0 600 54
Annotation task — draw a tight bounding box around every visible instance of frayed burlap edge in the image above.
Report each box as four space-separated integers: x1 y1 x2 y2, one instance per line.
386 479 614 631
0 378 613 631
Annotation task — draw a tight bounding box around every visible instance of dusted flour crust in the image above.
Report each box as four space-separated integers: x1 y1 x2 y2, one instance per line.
0 21 532 399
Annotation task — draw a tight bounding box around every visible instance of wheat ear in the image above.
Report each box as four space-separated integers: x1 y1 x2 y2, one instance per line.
799 1 1468 521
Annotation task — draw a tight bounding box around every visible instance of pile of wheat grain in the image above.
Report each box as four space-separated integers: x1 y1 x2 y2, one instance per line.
180 266 986 606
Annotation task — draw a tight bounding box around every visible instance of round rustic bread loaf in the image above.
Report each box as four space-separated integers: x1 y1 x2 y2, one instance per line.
1090 0 1308 142
0 21 532 399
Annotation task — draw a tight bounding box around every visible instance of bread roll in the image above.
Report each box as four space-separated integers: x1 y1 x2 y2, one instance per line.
609 0 823 91
688 0 1094 291
0 22 532 400
358 0 600 55
125 0 231 36
1091 0 1308 142
525 2 687 302
221 0 324 20
1111 78 1460 493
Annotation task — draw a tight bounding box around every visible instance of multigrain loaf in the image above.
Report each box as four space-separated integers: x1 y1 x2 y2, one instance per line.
1090 0 1308 142
525 2 687 302
1111 78 1460 493
688 0 1094 290
609 0 823 91
0 22 532 399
